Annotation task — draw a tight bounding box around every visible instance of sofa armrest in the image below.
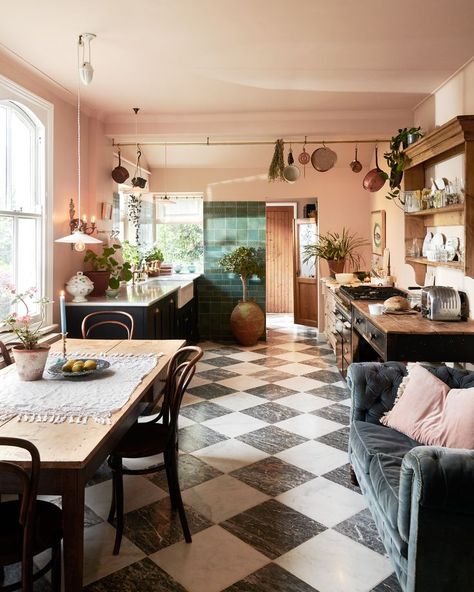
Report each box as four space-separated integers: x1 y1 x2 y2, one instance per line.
347 362 407 424
398 446 474 592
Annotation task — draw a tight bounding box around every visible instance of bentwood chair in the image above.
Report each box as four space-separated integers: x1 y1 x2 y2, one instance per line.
107 346 203 555
81 310 135 340
0 438 62 592
0 342 12 367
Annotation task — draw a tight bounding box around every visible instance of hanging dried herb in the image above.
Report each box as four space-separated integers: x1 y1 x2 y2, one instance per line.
127 195 142 245
268 139 285 182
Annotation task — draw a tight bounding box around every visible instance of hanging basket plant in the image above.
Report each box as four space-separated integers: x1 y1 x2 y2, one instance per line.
268 139 285 182
127 195 142 245
383 127 423 201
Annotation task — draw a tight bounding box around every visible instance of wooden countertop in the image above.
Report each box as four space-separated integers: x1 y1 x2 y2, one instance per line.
353 301 474 335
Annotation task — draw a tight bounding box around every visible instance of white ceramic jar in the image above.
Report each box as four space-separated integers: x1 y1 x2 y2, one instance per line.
66 271 94 303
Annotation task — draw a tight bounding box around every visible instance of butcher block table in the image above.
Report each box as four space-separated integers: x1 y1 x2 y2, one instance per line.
0 338 185 592
352 301 474 362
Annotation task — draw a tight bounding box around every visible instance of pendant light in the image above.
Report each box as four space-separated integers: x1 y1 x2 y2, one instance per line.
155 143 176 205
79 33 96 85
56 34 102 252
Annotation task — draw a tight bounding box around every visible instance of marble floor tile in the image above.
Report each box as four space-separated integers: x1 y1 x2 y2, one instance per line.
188 382 237 400
251 356 290 368
150 525 269 592
178 414 197 428
250 346 289 356
276 440 348 475
275 376 326 392
217 375 267 392
85 474 168 521
371 573 403 592
230 457 316 497
304 369 342 384
249 369 296 382
222 562 318 592
308 384 351 402
241 401 300 423
312 403 351 425
180 400 233 422
178 424 229 453
236 425 308 454
207 346 243 356
182 474 269 523
274 351 314 363
83 522 146 586
301 358 334 369
246 383 298 401
277 362 322 375
227 351 266 362
221 498 325 559
121 496 212 555
205 355 246 367
316 426 350 451
275 392 333 412
322 463 361 493
202 411 268 437
149 454 223 491
276 413 344 439
196 360 220 372
227 361 268 375
276 342 314 352
212 391 266 411
196 367 241 381
188 375 212 388
84 557 187 592
192 438 268 473
181 392 205 407
334 508 387 556
275 529 393 592
277 477 367 527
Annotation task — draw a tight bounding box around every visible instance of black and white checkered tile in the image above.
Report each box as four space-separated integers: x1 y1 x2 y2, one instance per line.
27 315 403 592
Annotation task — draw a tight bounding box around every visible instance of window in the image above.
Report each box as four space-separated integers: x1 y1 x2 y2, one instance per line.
0 100 45 321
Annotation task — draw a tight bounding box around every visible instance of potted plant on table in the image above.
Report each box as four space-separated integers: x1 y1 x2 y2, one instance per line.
218 246 265 346
0 286 52 381
83 244 133 297
303 228 368 277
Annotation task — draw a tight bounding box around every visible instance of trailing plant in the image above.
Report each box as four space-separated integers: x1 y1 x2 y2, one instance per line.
218 246 265 302
83 244 133 289
268 139 285 182
127 195 142 244
383 127 423 201
303 228 368 270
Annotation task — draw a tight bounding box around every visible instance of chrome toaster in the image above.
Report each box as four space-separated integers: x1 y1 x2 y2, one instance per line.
421 286 463 321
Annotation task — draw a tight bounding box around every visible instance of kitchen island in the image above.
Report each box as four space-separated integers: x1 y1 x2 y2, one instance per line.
65 275 200 342
352 300 474 363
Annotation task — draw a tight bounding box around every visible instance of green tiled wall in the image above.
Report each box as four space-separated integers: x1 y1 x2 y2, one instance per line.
198 201 266 342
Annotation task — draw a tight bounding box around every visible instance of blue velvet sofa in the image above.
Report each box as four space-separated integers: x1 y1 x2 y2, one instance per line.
347 361 474 592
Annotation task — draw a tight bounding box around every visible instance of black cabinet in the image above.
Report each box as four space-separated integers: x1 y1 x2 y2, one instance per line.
152 293 177 340
177 299 198 343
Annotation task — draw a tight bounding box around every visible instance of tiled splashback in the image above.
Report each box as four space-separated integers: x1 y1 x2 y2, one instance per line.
198 201 266 341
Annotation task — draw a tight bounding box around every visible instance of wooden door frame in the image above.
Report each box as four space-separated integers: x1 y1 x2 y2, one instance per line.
293 218 318 327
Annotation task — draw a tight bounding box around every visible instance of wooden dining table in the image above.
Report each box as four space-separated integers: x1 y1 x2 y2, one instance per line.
0 338 185 592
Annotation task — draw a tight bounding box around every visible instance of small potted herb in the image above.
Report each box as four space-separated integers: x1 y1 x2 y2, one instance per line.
144 246 165 277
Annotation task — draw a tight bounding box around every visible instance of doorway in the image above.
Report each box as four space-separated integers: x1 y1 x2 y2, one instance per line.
266 205 295 313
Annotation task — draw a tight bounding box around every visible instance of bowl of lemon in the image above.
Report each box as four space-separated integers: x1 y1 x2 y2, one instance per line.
48 358 110 378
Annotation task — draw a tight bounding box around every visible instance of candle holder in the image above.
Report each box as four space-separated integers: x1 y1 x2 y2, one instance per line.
61 332 68 361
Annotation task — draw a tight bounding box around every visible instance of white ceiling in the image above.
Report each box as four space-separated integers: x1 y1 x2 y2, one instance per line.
1 0 473 167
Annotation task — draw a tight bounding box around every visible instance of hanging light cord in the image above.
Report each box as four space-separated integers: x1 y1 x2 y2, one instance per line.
77 36 82 220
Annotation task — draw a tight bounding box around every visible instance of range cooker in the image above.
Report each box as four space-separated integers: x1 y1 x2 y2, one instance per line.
333 285 406 377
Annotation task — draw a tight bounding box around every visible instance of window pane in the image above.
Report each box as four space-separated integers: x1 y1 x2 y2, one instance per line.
11 109 35 213
0 216 13 318
17 217 40 315
155 223 203 270
0 106 6 209
138 200 154 248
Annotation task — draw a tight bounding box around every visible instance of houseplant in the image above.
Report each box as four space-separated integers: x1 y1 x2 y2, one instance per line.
383 127 423 201
0 286 52 380
303 228 368 277
218 246 265 345
83 244 133 296
144 245 164 277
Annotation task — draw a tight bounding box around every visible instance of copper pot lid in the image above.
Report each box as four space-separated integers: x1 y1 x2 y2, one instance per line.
311 145 338 172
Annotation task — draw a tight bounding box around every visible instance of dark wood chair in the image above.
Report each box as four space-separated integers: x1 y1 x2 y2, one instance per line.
81 310 135 340
0 437 62 592
107 345 203 555
0 341 13 367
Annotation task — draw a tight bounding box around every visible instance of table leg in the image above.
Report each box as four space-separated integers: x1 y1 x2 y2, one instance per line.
62 472 85 592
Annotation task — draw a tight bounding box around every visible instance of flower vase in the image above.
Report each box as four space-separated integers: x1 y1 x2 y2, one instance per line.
12 344 51 381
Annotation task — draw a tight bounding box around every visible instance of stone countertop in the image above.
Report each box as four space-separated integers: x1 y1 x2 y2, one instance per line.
65 274 200 308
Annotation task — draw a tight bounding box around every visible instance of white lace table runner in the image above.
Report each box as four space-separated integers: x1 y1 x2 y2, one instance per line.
0 351 162 425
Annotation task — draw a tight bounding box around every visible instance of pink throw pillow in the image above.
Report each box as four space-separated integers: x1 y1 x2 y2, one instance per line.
381 364 474 449
380 364 450 441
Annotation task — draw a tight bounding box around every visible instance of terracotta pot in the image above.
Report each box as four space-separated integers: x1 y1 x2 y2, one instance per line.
12 344 51 381
327 259 345 277
230 300 265 346
84 271 111 297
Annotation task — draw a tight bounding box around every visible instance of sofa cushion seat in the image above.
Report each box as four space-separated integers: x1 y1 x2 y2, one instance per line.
351 420 419 474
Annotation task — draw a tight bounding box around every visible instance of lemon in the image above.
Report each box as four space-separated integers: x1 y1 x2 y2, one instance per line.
83 360 97 371
72 362 84 373
62 361 74 372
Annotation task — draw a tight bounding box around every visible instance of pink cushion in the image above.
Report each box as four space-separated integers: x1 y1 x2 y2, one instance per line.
381 364 474 449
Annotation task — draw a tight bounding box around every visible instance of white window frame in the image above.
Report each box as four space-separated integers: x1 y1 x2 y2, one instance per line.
0 75 53 331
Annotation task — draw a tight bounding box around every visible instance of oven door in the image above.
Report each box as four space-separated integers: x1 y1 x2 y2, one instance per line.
334 309 351 378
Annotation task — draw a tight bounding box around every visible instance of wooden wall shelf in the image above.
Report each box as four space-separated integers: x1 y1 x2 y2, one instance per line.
403 115 474 284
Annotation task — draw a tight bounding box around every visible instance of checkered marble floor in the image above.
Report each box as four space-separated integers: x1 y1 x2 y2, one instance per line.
21 315 402 592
